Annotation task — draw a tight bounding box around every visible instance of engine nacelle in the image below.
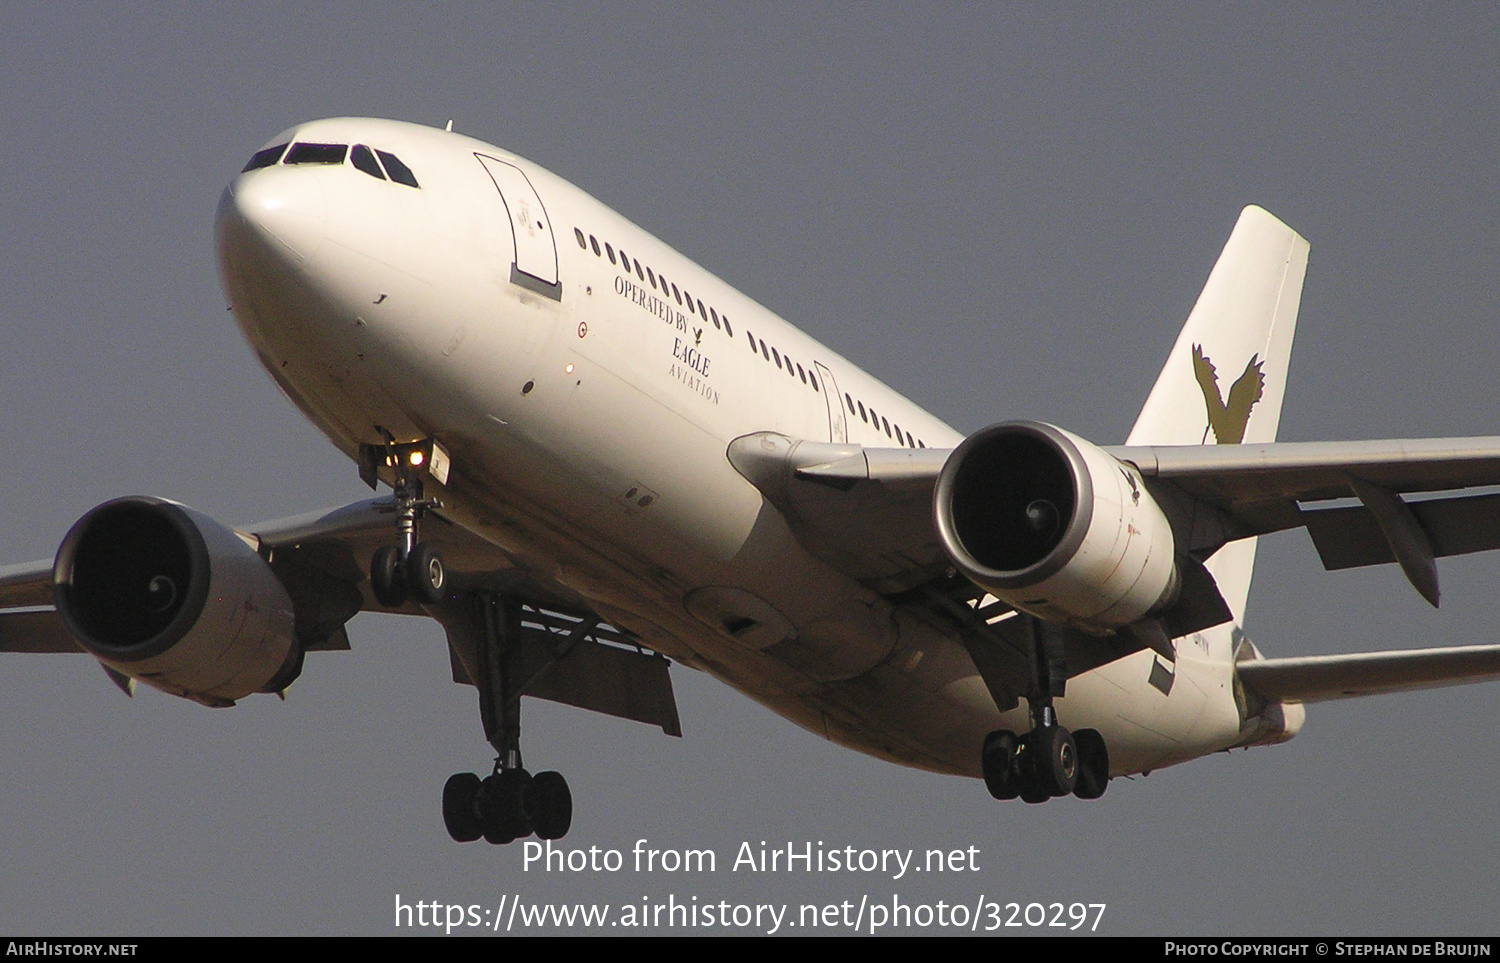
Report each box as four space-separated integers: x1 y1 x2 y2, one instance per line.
934 421 1179 632
52 497 300 707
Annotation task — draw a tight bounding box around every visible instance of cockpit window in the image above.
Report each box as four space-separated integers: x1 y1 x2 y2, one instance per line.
241 143 288 172
376 149 420 188
285 142 347 165
350 144 385 180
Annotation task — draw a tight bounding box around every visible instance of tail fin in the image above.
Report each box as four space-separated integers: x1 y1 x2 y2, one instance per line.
1128 206 1310 622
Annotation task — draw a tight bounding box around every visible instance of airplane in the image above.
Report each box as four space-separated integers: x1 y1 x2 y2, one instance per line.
5 115 1500 844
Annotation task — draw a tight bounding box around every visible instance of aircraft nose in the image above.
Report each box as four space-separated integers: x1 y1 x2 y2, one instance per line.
215 167 327 269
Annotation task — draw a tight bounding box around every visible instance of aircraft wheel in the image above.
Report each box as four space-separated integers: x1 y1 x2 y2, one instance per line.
442 772 482 842
1030 725 1078 797
1072 728 1110 800
981 729 1020 800
527 771 573 841
370 545 408 607
479 769 533 844
407 542 446 605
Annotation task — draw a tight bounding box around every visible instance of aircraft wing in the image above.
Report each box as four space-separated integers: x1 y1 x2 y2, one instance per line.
732 431 1500 609
731 428 1500 707
0 498 682 733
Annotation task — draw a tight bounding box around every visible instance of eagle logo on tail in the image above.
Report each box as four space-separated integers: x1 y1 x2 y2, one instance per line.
1191 344 1264 445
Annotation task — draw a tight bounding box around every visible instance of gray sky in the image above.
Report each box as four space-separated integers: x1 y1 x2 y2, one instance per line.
2 2 1499 936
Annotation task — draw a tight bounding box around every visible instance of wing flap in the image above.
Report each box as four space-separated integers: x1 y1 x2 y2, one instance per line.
1305 492 1500 570
1238 644 1500 703
0 609 82 653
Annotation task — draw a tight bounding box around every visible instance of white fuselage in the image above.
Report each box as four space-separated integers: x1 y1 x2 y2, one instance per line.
215 117 1286 781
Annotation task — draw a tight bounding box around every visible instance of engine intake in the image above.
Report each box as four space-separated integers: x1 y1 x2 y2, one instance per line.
53 497 300 706
935 421 1179 632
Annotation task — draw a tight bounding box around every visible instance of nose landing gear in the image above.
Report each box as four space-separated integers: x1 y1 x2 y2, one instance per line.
362 436 448 607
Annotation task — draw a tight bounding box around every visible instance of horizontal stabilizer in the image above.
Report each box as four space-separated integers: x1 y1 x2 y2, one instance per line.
1237 644 1500 703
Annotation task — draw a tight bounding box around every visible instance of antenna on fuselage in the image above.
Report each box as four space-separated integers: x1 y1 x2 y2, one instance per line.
444 118 454 132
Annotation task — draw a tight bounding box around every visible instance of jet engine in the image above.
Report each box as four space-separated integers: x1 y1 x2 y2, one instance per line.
934 421 1179 633
52 497 300 706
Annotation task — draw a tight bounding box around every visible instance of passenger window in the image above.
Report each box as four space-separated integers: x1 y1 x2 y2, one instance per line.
242 143 288 172
746 331 757 351
590 235 601 256
882 416 891 437
646 267 657 287
696 298 706 318
373 150 419 187
709 307 721 330
761 341 770 362
809 372 819 392
722 315 733 337
671 283 682 305
619 249 631 272
285 142 347 165
605 242 616 265
684 291 695 315
858 401 868 423
350 145 385 180
636 261 645 281
846 393 856 415
574 228 587 249
772 347 781 368
796 363 806 383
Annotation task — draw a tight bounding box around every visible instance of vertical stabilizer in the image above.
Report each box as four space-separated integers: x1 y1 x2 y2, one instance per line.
1128 207 1310 622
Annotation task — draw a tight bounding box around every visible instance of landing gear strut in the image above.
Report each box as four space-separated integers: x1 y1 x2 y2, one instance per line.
438 594 574 845
980 616 1110 803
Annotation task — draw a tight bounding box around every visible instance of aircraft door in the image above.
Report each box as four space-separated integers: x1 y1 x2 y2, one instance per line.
814 362 847 444
475 154 562 300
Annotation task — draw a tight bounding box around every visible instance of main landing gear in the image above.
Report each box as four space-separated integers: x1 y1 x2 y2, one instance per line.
437 594 574 845
442 764 573 844
980 617 1111 804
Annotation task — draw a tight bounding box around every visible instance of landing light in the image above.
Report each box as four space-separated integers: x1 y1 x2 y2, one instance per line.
565 363 575 374
409 451 424 467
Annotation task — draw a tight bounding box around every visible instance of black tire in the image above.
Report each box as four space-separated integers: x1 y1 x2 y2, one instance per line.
1019 779 1052 804
981 730 1020 800
479 769 532 844
527 771 573 841
1072 728 1110 800
407 542 446 605
442 772 482 843
370 545 408 607
1030 725 1078 797
1016 732 1052 803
